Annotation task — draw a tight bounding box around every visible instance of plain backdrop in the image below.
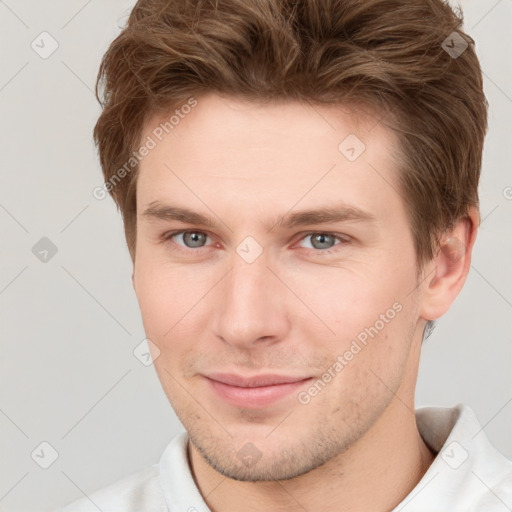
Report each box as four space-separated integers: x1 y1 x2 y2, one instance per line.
0 1 511 511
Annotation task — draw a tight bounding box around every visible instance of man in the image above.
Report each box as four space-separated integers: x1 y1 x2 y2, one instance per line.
59 0 512 510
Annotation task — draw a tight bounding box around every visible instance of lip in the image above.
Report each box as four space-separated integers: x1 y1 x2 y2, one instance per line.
204 373 312 408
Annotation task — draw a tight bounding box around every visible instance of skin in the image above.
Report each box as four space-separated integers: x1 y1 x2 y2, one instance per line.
132 93 478 512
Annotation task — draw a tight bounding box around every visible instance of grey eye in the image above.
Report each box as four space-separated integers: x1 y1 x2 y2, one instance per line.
303 233 338 250
181 231 208 248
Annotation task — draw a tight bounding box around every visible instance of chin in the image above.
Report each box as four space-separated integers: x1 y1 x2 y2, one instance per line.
188 426 343 482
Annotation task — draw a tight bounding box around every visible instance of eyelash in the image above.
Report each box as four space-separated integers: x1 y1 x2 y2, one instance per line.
161 230 351 255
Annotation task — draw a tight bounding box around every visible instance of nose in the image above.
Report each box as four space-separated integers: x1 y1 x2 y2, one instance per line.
212 251 291 350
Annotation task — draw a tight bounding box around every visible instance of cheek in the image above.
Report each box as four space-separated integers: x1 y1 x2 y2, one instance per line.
283 261 411 343
297 303 417 426
134 253 206 336
135 278 171 337
133 256 219 384
287 260 418 398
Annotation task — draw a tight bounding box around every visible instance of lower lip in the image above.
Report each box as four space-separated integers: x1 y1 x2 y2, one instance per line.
206 377 312 408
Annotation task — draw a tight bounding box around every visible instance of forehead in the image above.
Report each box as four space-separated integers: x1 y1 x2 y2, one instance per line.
136 93 403 223
144 94 390 157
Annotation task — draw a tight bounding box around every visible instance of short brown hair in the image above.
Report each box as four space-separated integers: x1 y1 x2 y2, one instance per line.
93 0 488 266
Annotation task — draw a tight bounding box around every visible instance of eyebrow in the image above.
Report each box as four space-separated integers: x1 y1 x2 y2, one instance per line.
140 201 376 231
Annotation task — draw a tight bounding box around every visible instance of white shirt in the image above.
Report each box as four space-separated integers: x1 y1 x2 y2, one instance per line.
57 404 512 511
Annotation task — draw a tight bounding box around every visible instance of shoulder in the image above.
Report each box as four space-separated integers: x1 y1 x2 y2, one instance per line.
469 443 512 511
413 403 512 511
54 432 193 512
55 464 166 512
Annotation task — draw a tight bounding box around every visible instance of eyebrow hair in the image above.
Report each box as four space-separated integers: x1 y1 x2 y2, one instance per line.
140 200 376 231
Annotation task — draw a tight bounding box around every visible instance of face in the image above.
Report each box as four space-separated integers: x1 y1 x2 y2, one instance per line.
132 93 426 481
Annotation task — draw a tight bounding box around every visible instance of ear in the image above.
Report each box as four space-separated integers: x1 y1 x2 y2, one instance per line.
419 206 479 321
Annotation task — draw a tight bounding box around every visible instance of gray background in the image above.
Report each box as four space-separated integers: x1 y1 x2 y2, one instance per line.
0 1 510 511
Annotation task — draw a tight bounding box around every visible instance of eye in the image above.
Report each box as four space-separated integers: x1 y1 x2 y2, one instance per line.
297 232 349 252
165 230 212 249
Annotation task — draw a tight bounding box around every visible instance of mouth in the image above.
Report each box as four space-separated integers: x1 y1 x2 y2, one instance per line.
204 372 313 408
